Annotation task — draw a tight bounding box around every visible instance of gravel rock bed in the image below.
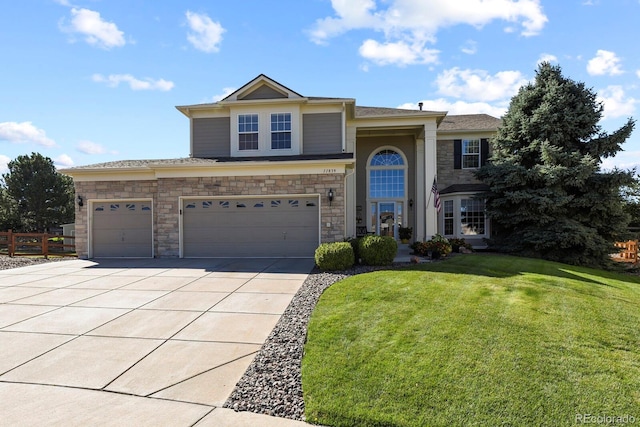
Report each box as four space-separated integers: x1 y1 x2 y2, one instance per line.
224 263 407 421
0 255 68 271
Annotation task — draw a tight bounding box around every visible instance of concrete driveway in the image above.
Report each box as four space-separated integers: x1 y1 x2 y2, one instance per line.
0 257 315 426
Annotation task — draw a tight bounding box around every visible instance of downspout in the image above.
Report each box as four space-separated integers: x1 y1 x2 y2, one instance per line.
341 102 346 152
344 165 356 239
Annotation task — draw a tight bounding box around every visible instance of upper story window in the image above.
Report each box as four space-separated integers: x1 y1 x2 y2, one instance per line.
231 108 301 157
454 138 489 170
238 114 259 151
271 113 291 149
462 139 480 168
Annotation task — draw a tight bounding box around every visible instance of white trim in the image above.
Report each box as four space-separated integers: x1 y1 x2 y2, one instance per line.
269 112 293 151
230 105 301 157
461 138 481 169
365 146 409 239
87 198 154 259
64 159 354 181
439 193 489 239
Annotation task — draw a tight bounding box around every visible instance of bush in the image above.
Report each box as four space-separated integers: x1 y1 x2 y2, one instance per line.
449 237 473 252
345 237 361 264
411 234 453 257
315 242 355 271
358 235 398 266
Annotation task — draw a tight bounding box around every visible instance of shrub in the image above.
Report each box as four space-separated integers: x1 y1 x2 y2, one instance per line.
315 242 355 271
398 227 413 241
358 235 398 266
410 241 429 256
411 234 453 257
345 237 361 264
449 237 473 252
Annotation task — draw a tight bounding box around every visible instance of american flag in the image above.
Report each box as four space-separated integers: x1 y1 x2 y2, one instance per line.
431 179 441 213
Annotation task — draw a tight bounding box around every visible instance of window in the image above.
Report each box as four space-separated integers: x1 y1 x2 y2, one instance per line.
238 114 258 150
444 200 454 235
440 196 488 238
462 139 480 168
271 113 291 149
461 199 486 235
368 149 405 199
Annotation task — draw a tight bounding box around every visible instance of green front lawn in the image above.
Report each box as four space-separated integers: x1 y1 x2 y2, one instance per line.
302 255 640 426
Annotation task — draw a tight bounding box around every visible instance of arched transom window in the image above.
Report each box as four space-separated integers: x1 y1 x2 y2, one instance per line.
369 149 405 198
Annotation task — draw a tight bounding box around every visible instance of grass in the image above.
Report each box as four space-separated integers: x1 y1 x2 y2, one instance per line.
301 254 640 426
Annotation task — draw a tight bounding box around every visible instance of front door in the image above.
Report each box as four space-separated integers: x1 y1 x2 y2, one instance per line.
371 201 404 240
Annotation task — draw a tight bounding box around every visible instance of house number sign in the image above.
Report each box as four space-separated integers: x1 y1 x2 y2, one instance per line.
322 168 337 173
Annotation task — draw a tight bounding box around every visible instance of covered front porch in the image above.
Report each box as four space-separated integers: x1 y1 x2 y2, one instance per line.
344 107 443 243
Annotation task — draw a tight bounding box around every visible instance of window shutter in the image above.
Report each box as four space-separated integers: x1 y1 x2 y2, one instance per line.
481 139 489 166
454 140 462 169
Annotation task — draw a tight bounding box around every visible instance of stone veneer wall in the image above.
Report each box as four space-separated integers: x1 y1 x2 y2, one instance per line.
74 173 344 258
436 140 484 190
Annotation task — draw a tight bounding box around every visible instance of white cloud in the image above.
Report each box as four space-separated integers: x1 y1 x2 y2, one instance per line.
359 39 439 66
601 150 640 171
309 0 547 66
61 8 125 49
597 85 636 119
0 122 56 147
587 50 623 76
211 87 236 102
0 154 10 175
398 99 507 117
636 69 640 79
308 0 380 43
185 11 225 53
435 67 527 102
54 154 74 168
461 40 477 55
92 74 174 91
537 53 557 65
77 140 107 154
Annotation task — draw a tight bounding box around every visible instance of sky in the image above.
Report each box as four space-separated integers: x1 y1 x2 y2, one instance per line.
1 0 639 175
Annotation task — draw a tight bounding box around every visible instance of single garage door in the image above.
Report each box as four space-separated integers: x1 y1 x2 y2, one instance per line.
182 196 319 257
91 201 153 257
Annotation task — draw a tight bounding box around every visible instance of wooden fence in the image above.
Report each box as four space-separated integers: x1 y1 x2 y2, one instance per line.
613 240 638 264
0 230 76 258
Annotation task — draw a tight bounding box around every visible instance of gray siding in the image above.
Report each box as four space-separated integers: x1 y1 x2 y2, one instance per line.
303 113 342 155
239 85 287 100
192 117 230 158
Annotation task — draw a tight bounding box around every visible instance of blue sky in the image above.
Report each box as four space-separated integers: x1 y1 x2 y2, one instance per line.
1 0 639 174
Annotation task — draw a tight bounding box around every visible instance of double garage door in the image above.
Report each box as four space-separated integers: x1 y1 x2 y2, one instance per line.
182 196 320 258
90 196 320 258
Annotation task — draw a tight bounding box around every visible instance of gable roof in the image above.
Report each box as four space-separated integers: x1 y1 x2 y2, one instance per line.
222 74 303 101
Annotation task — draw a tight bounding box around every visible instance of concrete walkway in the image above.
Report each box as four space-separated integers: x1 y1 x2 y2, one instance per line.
0 257 315 426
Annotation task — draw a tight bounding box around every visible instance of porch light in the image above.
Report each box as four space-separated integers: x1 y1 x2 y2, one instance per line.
328 189 334 206
77 195 84 208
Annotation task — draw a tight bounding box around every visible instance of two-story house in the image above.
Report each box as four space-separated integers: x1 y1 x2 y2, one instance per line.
62 74 501 259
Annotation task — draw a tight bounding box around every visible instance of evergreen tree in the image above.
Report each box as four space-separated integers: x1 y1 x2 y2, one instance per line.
2 153 74 232
475 63 636 267
0 186 21 231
